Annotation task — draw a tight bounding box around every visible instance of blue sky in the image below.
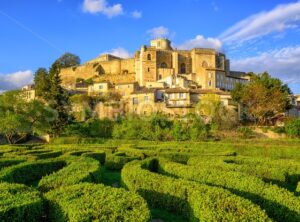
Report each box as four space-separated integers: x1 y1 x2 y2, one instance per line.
0 0 299 93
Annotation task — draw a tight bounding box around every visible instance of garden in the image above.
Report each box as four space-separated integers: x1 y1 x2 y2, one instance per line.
1 139 300 221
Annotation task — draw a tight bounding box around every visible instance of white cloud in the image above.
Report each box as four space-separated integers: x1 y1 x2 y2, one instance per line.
103 47 131 59
147 26 170 39
177 35 222 51
231 45 300 84
132 10 142 19
0 70 33 92
82 0 123 18
220 1 300 44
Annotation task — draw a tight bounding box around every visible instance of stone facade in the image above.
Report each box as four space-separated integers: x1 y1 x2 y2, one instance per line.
60 38 250 91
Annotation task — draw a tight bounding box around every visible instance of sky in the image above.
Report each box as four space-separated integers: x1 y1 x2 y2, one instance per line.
0 0 299 94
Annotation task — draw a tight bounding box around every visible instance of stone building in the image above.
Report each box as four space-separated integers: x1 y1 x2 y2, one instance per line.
60 38 250 91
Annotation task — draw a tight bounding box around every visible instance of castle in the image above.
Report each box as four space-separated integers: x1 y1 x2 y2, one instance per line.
60 38 249 91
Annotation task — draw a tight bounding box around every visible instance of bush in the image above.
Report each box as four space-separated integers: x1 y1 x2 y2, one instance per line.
237 127 254 138
38 156 101 192
286 118 300 137
121 159 270 221
105 154 139 170
185 157 300 221
0 182 43 222
0 158 25 170
45 183 151 222
0 159 65 185
81 151 106 164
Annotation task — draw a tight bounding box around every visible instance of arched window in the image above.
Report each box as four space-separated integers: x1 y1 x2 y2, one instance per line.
161 62 167 68
180 63 186 74
202 61 208 68
147 54 151 61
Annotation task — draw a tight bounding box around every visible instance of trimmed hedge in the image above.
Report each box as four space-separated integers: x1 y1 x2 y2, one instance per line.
0 158 25 169
81 151 106 164
105 154 139 170
0 182 43 222
38 156 101 192
164 159 300 221
121 158 270 221
0 159 65 185
45 183 151 222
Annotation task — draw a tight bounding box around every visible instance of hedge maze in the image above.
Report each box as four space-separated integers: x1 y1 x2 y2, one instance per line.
0 142 300 221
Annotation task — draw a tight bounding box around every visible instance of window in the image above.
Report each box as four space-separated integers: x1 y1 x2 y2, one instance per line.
144 96 149 102
148 68 150 72
147 54 151 61
179 93 184 99
158 74 162 80
208 80 212 87
208 72 212 78
202 61 208 68
180 63 186 74
161 62 167 68
132 97 138 105
99 85 103 89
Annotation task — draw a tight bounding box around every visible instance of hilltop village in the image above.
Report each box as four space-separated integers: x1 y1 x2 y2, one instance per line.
22 38 300 119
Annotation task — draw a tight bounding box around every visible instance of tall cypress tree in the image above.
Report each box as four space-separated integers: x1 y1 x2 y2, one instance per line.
48 61 70 136
34 68 50 100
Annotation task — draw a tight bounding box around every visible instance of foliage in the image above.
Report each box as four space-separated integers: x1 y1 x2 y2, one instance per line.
45 183 151 222
38 156 101 192
237 127 255 139
48 61 71 136
55 52 81 68
231 72 291 125
122 158 270 221
0 91 57 144
285 118 300 137
34 67 50 99
64 118 114 138
0 182 43 222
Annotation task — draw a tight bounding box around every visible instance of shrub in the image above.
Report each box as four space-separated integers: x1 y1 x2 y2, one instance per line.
237 126 254 138
81 151 106 164
105 154 139 170
38 156 101 192
121 159 270 221
45 183 151 222
183 157 300 221
0 159 65 185
286 118 300 137
0 182 43 222
0 158 25 170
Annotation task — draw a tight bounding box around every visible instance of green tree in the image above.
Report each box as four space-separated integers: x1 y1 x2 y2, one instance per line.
48 61 71 136
34 68 50 99
0 91 57 144
231 72 291 125
56 53 81 68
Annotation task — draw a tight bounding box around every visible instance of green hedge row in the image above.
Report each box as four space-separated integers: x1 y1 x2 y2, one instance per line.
0 159 65 185
105 154 139 170
0 158 25 170
121 159 270 221
0 182 43 222
81 151 106 164
38 156 101 192
45 183 151 222
162 159 300 221
188 156 300 190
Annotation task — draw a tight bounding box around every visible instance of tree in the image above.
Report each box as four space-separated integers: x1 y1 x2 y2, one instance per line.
48 61 71 136
0 91 57 144
231 72 291 125
34 68 50 99
56 53 81 68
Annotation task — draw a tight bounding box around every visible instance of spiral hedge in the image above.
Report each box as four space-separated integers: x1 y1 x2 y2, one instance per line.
159 158 300 222
45 183 150 222
38 156 101 192
0 182 43 222
121 158 271 221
